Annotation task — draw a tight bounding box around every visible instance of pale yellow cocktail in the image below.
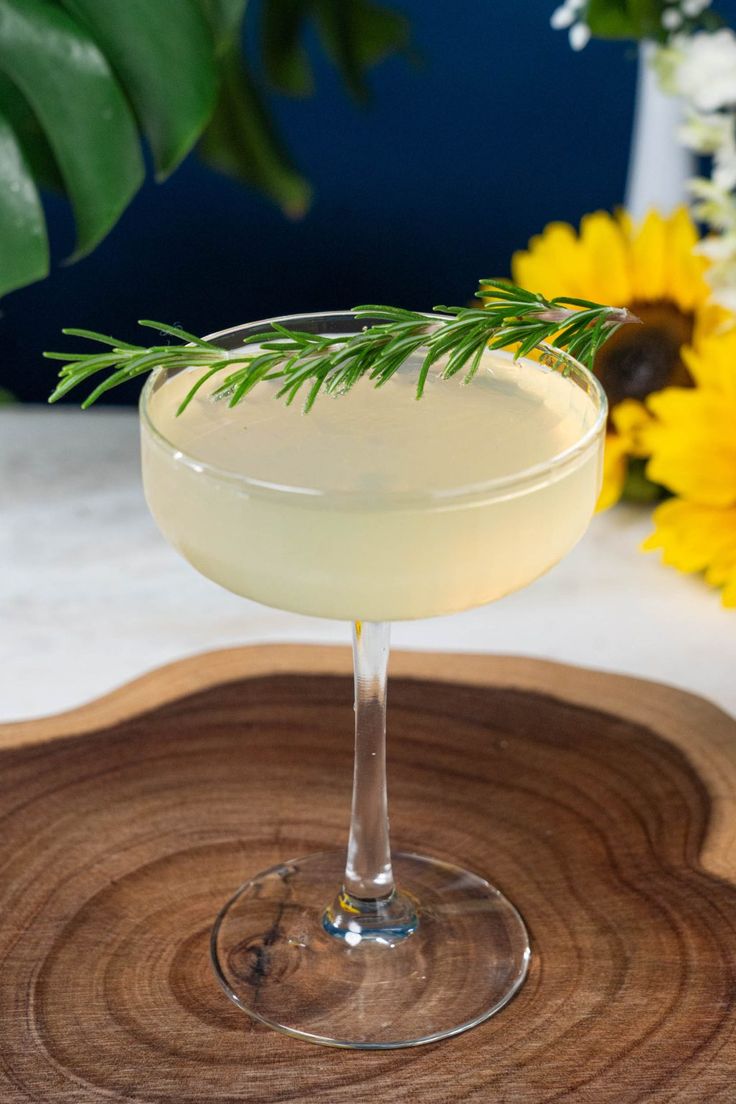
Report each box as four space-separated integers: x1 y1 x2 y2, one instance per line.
142 343 603 621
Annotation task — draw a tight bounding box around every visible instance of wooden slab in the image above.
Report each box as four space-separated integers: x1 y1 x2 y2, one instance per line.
1 646 735 1103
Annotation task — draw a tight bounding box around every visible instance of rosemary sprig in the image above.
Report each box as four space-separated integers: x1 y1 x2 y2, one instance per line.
46 281 640 413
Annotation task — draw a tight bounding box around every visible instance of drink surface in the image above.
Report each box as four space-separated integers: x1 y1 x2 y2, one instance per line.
142 347 603 620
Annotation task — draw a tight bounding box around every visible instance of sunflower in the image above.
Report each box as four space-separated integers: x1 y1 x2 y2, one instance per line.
640 334 736 607
512 207 722 509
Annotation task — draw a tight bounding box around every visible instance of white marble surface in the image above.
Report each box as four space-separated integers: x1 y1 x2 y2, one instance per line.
1 407 733 722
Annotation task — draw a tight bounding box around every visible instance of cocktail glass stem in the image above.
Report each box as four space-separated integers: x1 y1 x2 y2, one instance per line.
323 621 418 942
346 620 393 898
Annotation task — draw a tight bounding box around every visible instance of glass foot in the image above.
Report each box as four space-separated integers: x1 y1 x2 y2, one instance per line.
211 851 530 1049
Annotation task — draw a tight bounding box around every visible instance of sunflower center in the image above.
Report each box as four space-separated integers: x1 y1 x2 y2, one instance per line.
594 299 693 409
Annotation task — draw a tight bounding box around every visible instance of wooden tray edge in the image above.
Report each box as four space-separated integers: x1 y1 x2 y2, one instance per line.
2 644 735 879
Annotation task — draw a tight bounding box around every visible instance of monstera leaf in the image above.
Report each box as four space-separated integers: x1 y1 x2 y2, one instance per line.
0 0 408 298
201 0 411 218
261 0 411 101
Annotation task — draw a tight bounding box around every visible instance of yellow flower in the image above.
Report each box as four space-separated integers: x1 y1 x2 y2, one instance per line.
597 434 628 513
512 207 722 510
513 207 710 322
593 400 655 511
642 337 736 506
644 501 736 607
641 335 736 605
611 399 654 459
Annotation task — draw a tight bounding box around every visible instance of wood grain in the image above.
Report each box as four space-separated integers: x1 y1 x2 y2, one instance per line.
1 646 735 1102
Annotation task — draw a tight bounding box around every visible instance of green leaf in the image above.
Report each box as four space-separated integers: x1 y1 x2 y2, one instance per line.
313 0 410 102
0 73 63 191
0 386 16 402
585 0 634 36
198 0 248 51
585 0 662 39
622 458 665 504
0 0 412 295
626 0 665 37
59 0 218 180
314 2 366 101
199 43 311 218
345 0 411 69
261 0 313 96
0 104 49 296
0 0 143 260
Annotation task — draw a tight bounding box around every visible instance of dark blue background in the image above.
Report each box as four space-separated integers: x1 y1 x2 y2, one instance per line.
2 0 641 403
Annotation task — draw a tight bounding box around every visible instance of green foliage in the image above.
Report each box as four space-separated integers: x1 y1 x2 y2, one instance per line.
261 0 411 100
0 104 48 294
0 0 408 299
309 0 411 103
59 0 218 180
198 38 312 219
0 0 144 284
46 283 640 413
622 457 666 503
199 0 249 51
585 0 665 39
262 0 315 96
0 73 63 191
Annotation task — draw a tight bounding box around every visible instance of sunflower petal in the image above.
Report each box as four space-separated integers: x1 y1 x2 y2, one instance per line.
663 206 710 312
616 207 634 241
644 498 736 605
682 333 736 396
629 209 668 301
512 222 582 299
578 211 632 304
596 433 628 512
692 301 734 344
721 574 736 607
611 399 652 458
644 388 736 506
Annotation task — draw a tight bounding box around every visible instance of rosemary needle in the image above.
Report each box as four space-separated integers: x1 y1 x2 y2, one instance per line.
46 280 640 413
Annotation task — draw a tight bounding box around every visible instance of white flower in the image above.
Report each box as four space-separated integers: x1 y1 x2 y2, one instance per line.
690 177 736 231
569 22 591 51
704 249 736 310
551 0 586 31
648 10 736 310
550 4 576 30
679 110 733 154
651 40 688 95
680 111 736 190
709 282 736 313
662 9 683 31
693 224 736 310
713 143 736 191
682 0 712 15
695 233 736 261
674 30 736 111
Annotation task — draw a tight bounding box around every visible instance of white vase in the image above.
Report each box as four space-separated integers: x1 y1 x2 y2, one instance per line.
624 42 695 219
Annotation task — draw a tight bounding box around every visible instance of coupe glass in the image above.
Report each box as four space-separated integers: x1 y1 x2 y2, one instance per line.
139 311 607 1048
